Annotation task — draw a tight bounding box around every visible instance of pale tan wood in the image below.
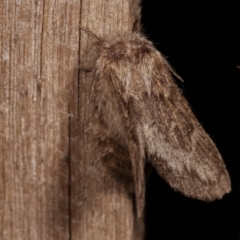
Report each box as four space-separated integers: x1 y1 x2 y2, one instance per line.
0 1 80 239
0 0 143 239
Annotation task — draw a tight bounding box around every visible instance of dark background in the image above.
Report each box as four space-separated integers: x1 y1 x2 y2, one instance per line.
141 1 240 240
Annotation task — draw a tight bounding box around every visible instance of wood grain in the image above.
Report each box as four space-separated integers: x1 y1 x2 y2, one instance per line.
0 0 142 239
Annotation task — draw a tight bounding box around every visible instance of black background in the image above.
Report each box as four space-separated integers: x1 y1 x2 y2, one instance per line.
141 1 240 240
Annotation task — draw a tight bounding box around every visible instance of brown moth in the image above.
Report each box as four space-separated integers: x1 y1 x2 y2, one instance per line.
83 29 231 217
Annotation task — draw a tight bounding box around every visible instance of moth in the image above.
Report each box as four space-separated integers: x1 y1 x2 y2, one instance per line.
82 29 231 217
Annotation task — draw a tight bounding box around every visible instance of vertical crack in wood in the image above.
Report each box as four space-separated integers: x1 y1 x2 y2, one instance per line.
68 112 72 240
40 0 45 81
78 2 83 118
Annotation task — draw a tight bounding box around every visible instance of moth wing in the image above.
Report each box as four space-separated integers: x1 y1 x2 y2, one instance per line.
142 55 231 200
94 63 146 217
109 76 146 217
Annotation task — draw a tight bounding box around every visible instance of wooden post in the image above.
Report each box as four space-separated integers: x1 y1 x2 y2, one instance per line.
0 0 143 239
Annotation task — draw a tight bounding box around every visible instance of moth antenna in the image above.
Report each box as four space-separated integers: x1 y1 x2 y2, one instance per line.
78 27 103 105
79 26 104 43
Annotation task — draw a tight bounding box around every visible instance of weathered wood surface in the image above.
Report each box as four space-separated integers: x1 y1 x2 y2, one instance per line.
0 0 142 239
